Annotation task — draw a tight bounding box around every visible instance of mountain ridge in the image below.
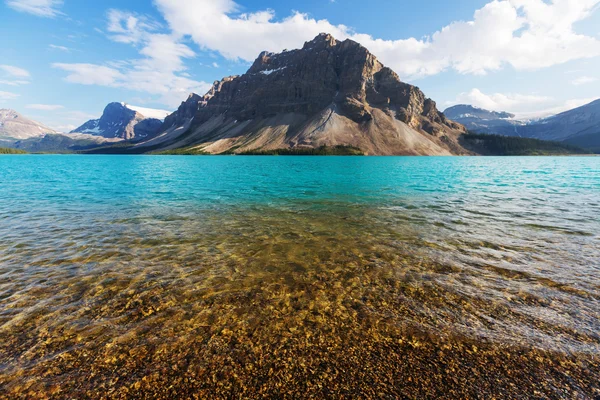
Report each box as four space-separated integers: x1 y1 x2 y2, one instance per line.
444 105 515 121
444 99 600 151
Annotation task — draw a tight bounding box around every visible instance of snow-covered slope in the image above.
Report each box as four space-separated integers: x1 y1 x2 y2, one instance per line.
122 104 171 121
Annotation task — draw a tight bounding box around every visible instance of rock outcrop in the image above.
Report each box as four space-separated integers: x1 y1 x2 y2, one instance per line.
72 102 163 140
138 33 468 155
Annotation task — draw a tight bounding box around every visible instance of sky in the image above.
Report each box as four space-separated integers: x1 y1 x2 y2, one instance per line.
1 0 599 132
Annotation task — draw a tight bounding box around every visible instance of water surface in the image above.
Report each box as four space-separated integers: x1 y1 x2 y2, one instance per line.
0 156 599 398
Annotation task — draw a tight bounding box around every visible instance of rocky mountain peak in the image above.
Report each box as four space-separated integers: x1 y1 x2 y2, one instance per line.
72 102 163 140
144 33 466 155
302 33 339 50
105 102 137 119
187 33 455 134
0 109 19 120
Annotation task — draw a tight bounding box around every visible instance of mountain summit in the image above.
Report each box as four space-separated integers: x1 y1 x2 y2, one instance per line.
137 33 468 155
72 102 165 140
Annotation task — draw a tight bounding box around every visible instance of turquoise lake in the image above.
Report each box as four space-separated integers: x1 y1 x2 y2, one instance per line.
1 155 599 398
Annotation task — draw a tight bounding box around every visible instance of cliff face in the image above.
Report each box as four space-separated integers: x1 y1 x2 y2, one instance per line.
162 94 203 130
139 33 468 155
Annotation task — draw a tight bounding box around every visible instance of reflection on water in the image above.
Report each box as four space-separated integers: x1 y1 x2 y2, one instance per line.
0 156 599 398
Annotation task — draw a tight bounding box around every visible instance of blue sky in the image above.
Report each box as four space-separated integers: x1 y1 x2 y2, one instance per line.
1 0 599 131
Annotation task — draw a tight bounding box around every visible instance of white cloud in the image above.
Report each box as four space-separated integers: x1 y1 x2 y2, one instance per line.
0 65 30 86
52 10 211 108
26 104 64 111
52 63 125 86
0 80 30 86
0 65 30 78
49 1 600 110
0 91 20 101
106 9 161 44
154 0 600 79
451 88 553 111
5 0 63 18
49 44 71 52
138 34 195 72
571 76 598 86
447 88 598 118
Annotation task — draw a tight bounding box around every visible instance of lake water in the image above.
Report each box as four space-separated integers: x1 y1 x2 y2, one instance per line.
1 155 599 398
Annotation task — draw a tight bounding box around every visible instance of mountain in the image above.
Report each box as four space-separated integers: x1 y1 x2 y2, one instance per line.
444 105 515 121
445 100 600 152
564 131 600 153
443 104 527 136
134 33 468 156
529 99 600 142
71 102 167 140
0 109 57 140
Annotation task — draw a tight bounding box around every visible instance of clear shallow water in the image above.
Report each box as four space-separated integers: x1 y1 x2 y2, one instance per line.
0 155 599 398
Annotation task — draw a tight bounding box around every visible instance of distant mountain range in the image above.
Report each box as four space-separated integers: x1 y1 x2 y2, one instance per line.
1 34 597 155
1 103 170 152
444 100 600 152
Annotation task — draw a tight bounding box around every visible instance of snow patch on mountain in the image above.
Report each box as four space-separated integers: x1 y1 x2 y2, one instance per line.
121 104 171 121
259 67 287 76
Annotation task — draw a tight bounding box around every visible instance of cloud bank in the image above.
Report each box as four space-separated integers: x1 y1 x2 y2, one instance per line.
53 10 211 108
155 0 600 79
52 0 600 110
